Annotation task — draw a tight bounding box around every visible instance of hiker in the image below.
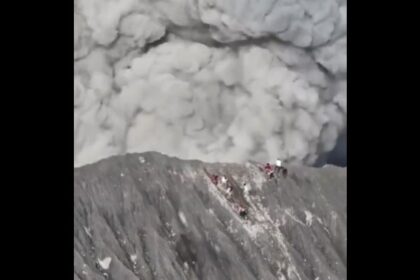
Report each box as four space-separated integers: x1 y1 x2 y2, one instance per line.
238 206 248 219
243 182 251 195
231 203 248 219
274 159 282 173
264 163 274 178
281 167 288 177
274 158 288 177
226 185 233 198
264 163 272 172
210 175 219 185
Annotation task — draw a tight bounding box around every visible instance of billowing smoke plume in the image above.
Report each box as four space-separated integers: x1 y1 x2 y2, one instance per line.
74 0 347 167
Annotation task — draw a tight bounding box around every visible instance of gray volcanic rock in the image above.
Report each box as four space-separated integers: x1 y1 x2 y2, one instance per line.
74 152 346 280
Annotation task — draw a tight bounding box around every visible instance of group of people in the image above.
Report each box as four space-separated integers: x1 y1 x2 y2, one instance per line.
207 158 287 220
262 159 288 179
209 175 233 197
208 174 248 218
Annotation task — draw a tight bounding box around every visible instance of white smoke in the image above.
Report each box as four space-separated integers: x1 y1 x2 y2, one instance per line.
74 0 347 167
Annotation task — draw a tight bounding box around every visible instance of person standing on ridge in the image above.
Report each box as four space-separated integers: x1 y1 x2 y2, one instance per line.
208 174 219 186
264 163 274 178
275 158 288 177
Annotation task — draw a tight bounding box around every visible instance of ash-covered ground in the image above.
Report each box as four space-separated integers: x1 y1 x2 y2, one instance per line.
74 152 346 280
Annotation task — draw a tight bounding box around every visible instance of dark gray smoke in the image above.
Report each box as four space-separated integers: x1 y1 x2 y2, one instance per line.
326 131 346 166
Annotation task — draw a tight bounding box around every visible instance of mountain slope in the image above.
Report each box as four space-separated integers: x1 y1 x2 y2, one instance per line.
74 152 346 280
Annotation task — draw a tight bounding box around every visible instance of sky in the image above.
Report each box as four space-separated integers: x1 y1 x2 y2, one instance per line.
74 0 347 167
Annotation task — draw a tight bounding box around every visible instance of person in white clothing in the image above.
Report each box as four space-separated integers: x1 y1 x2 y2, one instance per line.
243 182 251 195
226 185 233 198
275 158 288 177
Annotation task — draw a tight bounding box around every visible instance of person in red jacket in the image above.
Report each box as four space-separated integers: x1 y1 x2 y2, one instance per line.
210 175 219 185
264 163 274 178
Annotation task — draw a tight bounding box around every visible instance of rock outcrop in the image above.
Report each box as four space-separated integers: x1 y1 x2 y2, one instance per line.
74 152 346 280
